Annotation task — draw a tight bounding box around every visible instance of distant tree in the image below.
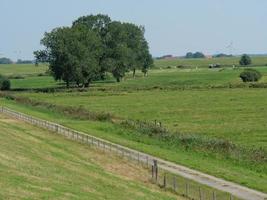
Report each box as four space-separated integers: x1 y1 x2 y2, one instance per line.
185 52 193 58
16 59 33 64
193 52 205 58
0 57 12 64
185 52 205 59
213 53 233 58
240 69 262 82
239 54 252 66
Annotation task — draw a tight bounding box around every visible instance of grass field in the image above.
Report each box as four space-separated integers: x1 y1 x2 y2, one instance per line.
1 99 266 193
0 64 48 76
0 61 267 193
1 60 267 90
154 56 267 69
0 114 182 200
18 88 267 148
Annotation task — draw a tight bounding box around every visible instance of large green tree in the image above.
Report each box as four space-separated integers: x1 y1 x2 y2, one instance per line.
73 15 153 81
35 14 153 86
73 14 111 80
39 25 101 88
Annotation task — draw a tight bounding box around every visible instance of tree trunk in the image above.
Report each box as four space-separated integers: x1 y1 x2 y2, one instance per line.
66 80 70 88
84 79 91 88
116 77 121 82
84 82 90 88
133 68 136 78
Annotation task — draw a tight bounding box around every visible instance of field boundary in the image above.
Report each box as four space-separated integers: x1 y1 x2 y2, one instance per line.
1 106 266 200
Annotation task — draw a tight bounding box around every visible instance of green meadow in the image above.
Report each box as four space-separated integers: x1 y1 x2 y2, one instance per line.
154 56 267 68
1 58 267 192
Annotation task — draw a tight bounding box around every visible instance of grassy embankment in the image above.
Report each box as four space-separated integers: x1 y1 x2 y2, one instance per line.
0 114 182 200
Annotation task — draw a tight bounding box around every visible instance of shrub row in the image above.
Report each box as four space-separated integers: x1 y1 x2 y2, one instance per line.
2 94 113 121
121 120 267 166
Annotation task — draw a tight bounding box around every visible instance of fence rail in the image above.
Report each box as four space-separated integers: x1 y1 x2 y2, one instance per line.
2 106 265 200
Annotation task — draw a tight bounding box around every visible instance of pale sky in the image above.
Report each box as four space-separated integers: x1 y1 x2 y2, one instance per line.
1 0 267 60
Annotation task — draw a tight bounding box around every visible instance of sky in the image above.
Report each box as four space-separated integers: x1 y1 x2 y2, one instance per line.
0 0 267 60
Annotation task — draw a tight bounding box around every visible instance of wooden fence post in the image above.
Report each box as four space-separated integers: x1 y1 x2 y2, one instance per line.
186 183 189 197
199 187 202 200
152 165 154 180
173 176 176 192
163 174 166 189
153 160 158 182
212 191 217 200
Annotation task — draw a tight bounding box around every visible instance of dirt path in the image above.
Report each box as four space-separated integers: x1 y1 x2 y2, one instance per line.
1 107 267 200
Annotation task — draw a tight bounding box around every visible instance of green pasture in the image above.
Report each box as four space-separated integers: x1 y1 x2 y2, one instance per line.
1 99 266 192
19 88 267 149
154 56 267 69
1 62 267 192
0 64 48 76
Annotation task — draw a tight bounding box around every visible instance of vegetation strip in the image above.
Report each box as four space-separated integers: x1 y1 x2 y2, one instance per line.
3 93 266 166
1 106 266 200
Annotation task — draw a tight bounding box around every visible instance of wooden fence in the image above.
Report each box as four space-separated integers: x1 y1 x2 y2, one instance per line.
0 106 240 200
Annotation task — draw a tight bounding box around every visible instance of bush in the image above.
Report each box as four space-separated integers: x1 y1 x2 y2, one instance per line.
7 74 24 79
0 79 11 90
0 75 11 90
240 69 262 82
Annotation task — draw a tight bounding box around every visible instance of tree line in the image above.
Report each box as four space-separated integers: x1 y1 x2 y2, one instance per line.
34 14 153 88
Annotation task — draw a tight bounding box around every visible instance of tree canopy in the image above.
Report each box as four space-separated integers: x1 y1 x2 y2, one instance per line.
185 52 205 59
0 57 13 64
35 14 153 87
239 54 252 66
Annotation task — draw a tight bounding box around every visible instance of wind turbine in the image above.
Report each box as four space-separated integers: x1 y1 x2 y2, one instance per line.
226 42 234 55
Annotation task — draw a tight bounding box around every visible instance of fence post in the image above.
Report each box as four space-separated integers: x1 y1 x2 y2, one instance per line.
153 160 158 182
152 165 154 180
199 187 202 200
163 174 166 189
229 194 233 200
186 183 189 197
212 191 217 200
173 176 176 192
